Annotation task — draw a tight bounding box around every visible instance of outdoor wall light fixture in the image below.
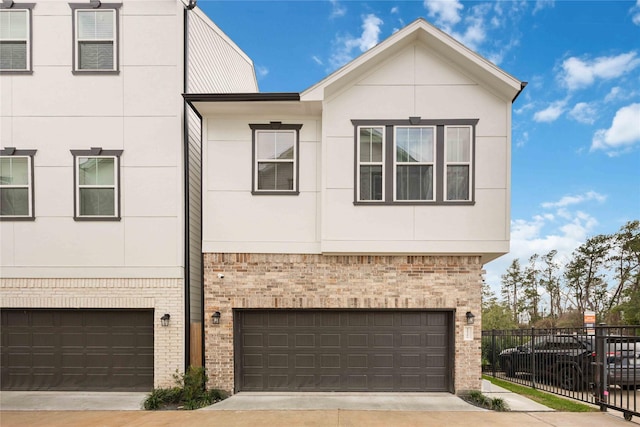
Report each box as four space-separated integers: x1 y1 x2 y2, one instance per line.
466 311 475 325
211 311 221 325
161 313 171 327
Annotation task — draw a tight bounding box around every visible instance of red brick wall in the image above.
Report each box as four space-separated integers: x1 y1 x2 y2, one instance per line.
203 253 482 393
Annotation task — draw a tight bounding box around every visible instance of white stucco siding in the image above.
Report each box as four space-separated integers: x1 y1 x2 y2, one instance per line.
0 0 185 277
320 41 512 261
201 115 321 254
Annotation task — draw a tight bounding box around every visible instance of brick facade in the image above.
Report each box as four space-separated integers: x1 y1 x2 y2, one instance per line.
0 278 184 388
203 253 483 394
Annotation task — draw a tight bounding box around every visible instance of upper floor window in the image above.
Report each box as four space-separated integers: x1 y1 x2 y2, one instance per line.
71 148 122 220
70 3 121 73
0 148 36 220
250 122 302 195
445 126 472 201
352 118 477 205
0 4 33 73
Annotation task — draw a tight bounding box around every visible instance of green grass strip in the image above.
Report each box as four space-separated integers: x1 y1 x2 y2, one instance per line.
482 375 599 412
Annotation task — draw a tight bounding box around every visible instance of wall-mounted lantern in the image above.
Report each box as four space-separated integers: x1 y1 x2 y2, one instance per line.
465 311 475 325
160 313 171 327
211 311 221 325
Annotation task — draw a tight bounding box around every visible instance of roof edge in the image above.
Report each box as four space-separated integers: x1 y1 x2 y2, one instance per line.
183 93 300 102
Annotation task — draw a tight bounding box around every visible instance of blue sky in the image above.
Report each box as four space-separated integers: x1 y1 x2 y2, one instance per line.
199 0 640 293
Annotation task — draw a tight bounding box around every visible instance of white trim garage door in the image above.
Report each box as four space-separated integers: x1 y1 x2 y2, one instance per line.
1 309 154 391
234 310 453 392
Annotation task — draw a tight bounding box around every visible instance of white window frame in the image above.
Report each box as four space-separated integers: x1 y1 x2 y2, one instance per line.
71 149 122 221
393 126 436 202
70 3 121 73
356 126 385 202
444 125 473 202
0 150 35 220
250 123 301 195
0 6 33 73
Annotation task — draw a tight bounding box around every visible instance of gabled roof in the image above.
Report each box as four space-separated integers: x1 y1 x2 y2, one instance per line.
301 18 525 103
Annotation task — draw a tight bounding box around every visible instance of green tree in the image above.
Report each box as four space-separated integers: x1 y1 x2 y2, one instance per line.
501 259 524 324
564 234 611 318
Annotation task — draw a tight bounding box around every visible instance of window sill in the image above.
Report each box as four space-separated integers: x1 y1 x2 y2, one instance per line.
74 216 121 221
72 70 120 75
0 70 33 74
353 201 475 206
251 190 300 196
0 216 36 221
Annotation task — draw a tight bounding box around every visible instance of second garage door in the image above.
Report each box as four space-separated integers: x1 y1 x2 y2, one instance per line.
1 309 154 391
235 310 453 392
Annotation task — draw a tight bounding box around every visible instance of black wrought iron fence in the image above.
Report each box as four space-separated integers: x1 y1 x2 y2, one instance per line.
482 325 640 421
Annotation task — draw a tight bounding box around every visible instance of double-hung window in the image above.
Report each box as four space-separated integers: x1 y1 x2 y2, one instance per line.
71 148 122 220
0 5 33 73
0 148 36 220
445 126 472 201
358 126 384 201
250 123 302 195
70 3 120 72
353 118 477 205
395 126 435 201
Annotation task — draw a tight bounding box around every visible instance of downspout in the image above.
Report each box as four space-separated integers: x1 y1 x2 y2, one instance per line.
182 0 196 373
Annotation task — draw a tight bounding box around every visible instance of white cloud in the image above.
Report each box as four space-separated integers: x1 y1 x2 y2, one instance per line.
484 208 598 292
632 0 640 26
533 0 555 15
311 55 323 66
256 66 269 78
390 6 399 14
541 191 607 209
450 5 487 50
329 14 383 69
560 52 640 90
424 0 463 30
330 0 346 18
605 87 622 103
569 102 597 125
533 100 567 123
591 103 640 154
515 131 529 148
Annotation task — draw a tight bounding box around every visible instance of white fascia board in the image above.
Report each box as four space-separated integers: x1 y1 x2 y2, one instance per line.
301 18 523 102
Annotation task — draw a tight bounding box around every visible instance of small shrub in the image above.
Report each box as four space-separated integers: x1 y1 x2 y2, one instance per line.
143 366 227 410
490 397 508 411
461 390 510 411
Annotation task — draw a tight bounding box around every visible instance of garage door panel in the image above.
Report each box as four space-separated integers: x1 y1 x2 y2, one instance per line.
1 309 153 391
235 310 452 392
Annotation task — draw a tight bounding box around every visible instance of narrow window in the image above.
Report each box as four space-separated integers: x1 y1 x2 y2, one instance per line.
445 126 472 201
70 3 121 73
71 149 122 220
250 123 301 195
357 126 384 201
394 126 435 201
0 7 32 72
0 148 36 220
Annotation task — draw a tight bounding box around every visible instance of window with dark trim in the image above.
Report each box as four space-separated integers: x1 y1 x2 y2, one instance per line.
0 3 35 73
70 148 122 220
352 118 478 205
250 122 302 195
69 2 121 73
0 147 36 220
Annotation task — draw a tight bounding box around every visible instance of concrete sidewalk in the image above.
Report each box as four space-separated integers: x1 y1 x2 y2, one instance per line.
0 410 635 426
0 382 546 412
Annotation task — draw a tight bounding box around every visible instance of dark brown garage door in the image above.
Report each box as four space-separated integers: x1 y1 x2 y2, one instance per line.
1 309 154 391
235 310 452 392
